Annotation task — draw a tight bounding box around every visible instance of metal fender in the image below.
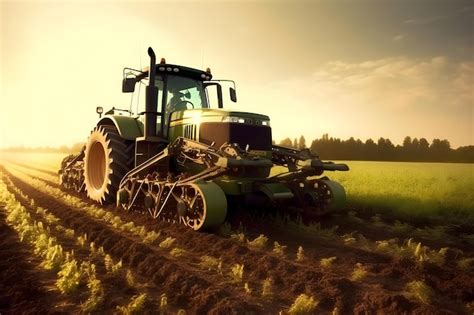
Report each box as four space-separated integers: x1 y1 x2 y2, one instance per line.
97 115 143 140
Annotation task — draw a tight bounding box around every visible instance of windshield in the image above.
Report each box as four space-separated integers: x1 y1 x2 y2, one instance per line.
165 75 208 112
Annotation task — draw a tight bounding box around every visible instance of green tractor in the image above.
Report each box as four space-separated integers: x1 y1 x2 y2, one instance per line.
59 47 349 231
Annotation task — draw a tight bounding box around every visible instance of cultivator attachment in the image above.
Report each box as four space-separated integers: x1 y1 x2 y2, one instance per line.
111 137 349 230
58 150 85 193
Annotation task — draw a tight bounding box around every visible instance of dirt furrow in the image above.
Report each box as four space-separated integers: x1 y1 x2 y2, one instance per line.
2 167 268 314
2 182 153 312
8 160 59 177
0 207 73 314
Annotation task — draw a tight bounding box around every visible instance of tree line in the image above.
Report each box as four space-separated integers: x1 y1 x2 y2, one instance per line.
277 134 474 163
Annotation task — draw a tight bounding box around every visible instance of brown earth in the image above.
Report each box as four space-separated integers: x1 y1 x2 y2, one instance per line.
0 208 71 314
1 162 473 314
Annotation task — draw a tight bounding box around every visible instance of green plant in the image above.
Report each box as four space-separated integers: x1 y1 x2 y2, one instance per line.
117 293 147 315
342 233 356 245
320 257 337 268
351 263 368 281
248 234 268 249
143 230 160 244
244 282 252 295
64 228 75 239
261 277 274 298
229 263 244 283
121 221 136 233
199 255 221 272
42 244 64 271
111 216 123 229
57 259 81 294
406 280 434 304
230 232 246 243
126 269 136 287
159 236 176 249
134 225 148 238
170 247 186 257
273 241 287 256
104 254 122 274
296 246 305 262
81 262 104 312
288 294 319 315
159 293 168 315
77 233 87 247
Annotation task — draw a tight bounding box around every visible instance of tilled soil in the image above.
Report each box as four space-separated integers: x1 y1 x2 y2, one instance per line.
0 208 70 314
1 163 473 314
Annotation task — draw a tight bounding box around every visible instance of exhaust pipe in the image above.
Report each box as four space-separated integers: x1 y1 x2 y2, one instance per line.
144 47 158 139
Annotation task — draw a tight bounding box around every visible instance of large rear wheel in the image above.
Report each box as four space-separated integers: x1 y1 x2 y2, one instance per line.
84 125 134 204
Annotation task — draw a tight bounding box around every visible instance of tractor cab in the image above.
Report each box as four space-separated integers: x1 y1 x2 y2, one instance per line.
120 49 239 165
122 59 235 133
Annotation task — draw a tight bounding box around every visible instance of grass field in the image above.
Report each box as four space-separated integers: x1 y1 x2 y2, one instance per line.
329 161 474 223
272 160 474 224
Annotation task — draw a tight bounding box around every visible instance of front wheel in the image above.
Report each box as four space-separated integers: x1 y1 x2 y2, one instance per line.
84 125 134 204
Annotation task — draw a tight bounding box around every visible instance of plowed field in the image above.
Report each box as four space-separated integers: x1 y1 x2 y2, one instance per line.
0 153 473 314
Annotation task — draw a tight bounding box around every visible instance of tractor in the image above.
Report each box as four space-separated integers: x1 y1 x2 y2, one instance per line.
59 47 349 231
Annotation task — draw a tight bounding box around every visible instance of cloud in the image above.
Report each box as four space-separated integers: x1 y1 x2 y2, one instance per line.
392 34 405 42
248 57 473 146
403 15 448 25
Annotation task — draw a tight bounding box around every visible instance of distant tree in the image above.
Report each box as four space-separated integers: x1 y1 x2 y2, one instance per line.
403 136 412 148
247 134 472 163
430 139 451 161
298 135 306 149
419 138 429 151
279 137 293 147
364 138 377 159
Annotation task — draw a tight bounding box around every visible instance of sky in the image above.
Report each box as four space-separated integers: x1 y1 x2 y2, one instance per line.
1 0 473 149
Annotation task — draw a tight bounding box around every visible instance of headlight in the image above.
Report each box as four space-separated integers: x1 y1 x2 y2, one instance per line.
221 116 271 126
221 116 242 123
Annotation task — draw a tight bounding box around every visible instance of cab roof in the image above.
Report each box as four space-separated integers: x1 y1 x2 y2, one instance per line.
137 64 213 82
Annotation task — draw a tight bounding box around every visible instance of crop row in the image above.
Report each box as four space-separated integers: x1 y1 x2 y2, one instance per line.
2 163 345 313
0 175 106 312
0 171 195 313
1 166 271 313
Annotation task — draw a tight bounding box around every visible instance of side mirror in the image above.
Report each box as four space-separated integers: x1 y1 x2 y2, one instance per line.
122 77 136 93
230 87 237 102
96 106 104 118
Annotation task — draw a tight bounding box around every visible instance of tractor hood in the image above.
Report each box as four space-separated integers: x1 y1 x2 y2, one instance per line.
168 108 272 152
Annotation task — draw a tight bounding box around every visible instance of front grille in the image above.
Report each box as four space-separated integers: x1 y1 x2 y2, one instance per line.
199 122 272 151
184 124 196 140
